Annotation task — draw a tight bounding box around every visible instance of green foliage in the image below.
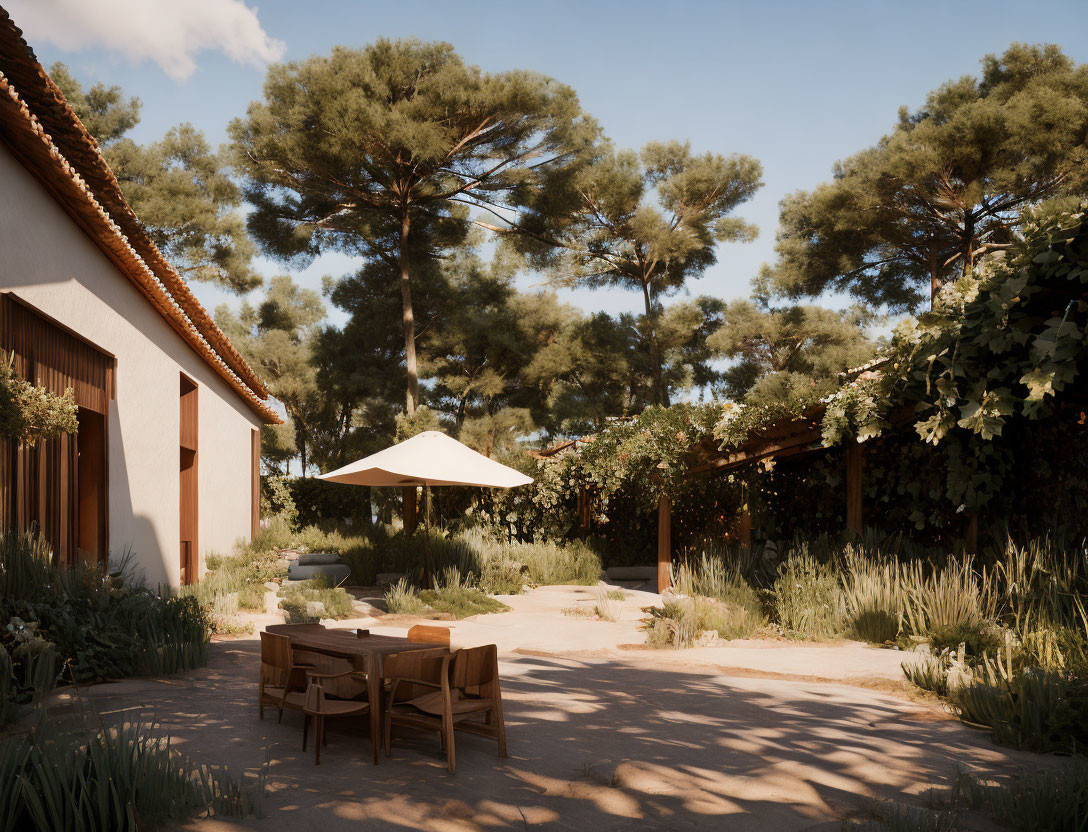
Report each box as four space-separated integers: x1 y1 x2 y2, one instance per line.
828 204 1088 454
231 38 599 414
953 764 1088 832
0 531 210 726
217 277 327 473
384 578 429 616
928 622 1003 659
385 568 510 619
843 799 957 832
840 549 904 643
644 592 763 648
236 585 266 612
0 718 263 830
900 557 993 637
643 554 765 648
715 204 1088 527
280 477 372 529
901 652 953 698
0 354 78 446
545 140 763 406
772 550 846 639
708 301 876 401
278 579 355 623
51 63 258 292
767 43 1088 311
844 765 1088 832
486 403 722 541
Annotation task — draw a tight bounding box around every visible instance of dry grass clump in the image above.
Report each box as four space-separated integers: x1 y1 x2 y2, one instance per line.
384 568 510 619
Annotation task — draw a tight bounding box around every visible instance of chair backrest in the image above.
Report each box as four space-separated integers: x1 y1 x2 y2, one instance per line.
450 644 497 690
383 647 450 687
407 625 450 646
260 631 292 670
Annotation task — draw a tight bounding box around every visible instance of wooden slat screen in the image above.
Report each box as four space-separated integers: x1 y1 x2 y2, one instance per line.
0 294 115 413
0 294 112 563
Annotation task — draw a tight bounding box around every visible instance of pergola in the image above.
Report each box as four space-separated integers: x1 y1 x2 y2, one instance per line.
535 399 923 592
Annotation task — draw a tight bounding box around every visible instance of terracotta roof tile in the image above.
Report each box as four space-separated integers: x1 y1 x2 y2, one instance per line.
0 7 279 423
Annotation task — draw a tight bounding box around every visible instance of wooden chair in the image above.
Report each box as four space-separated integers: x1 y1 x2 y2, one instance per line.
384 644 506 774
408 625 451 645
258 631 313 722
286 672 370 765
266 624 365 700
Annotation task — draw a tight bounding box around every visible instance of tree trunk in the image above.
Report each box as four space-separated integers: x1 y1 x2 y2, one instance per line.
929 249 940 310
297 424 308 477
399 209 419 418
640 278 669 407
963 210 976 277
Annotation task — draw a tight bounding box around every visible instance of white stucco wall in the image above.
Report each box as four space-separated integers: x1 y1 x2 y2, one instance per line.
0 142 263 587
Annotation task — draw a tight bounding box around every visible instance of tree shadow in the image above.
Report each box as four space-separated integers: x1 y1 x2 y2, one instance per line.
74 641 1051 831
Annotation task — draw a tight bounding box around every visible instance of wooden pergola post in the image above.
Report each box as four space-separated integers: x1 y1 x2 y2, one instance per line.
657 494 671 593
402 486 417 535
964 512 978 555
845 442 864 535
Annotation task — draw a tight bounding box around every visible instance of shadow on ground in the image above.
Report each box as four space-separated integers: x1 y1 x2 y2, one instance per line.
65 640 1044 831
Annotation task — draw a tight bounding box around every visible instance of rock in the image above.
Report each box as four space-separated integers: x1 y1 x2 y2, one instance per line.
695 629 721 647
287 563 351 583
297 552 341 566
305 601 326 618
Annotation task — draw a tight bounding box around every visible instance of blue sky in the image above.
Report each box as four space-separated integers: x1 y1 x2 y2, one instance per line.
16 0 1088 323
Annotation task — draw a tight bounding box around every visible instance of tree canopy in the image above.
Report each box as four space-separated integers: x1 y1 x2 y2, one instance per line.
708 301 876 402
541 141 762 405
50 64 259 292
229 39 600 417
766 43 1088 311
216 276 327 472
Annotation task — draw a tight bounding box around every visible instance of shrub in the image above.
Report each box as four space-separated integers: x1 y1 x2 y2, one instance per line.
0 531 210 726
951 664 1073 752
772 550 845 639
455 529 602 588
954 764 1088 832
901 652 953 697
901 556 992 637
840 549 904 643
477 558 526 595
384 578 428 616
0 718 263 830
384 570 509 619
236 584 266 612
928 621 1003 659
643 601 701 649
643 593 763 648
418 568 510 618
278 579 355 623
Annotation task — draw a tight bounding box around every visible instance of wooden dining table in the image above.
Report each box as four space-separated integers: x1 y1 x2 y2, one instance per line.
283 628 444 764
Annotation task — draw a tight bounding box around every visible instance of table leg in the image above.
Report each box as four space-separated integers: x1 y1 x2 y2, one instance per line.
367 654 382 764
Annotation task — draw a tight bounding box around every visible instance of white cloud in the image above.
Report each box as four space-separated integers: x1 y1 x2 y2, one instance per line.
7 0 286 81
